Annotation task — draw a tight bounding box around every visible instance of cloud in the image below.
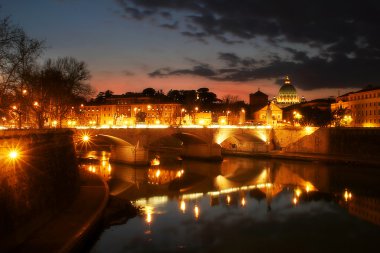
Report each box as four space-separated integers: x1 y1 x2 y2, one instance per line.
149 51 380 90
160 21 178 30
115 1 380 55
116 0 380 89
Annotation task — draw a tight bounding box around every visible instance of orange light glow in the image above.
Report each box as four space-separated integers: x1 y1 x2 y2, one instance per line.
82 135 90 142
180 200 186 213
295 188 302 197
151 158 160 166
241 197 246 207
344 189 353 202
194 205 200 219
8 150 19 160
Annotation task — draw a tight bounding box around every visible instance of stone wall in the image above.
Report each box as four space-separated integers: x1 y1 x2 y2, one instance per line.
0 130 79 239
272 127 319 150
284 127 380 158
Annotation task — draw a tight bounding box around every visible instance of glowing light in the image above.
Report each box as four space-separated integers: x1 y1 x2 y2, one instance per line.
181 193 203 200
293 197 298 205
180 200 186 213
295 188 302 197
215 131 230 144
304 126 315 135
344 189 352 202
145 206 153 224
194 205 200 219
176 170 184 178
8 150 19 160
155 169 161 178
241 197 246 207
82 135 90 142
227 195 231 205
155 119 160 125
151 158 160 166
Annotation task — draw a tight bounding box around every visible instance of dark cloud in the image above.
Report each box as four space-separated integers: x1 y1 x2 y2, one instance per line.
116 0 380 54
116 0 380 89
149 64 216 78
160 21 178 30
149 51 380 90
218 53 257 68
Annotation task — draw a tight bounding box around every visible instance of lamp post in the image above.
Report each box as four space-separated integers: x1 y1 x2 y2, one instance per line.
194 106 198 125
180 108 185 126
293 111 302 126
226 110 231 125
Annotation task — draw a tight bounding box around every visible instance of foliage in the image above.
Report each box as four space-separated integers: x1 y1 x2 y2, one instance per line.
136 111 147 122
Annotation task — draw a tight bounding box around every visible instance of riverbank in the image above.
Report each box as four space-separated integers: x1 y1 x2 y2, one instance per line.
223 150 380 167
9 169 109 253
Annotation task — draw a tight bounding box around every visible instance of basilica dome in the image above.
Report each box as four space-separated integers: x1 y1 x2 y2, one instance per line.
279 83 297 95
275 76 300 108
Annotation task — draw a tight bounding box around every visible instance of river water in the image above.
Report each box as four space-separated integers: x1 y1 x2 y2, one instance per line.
82 151 380 253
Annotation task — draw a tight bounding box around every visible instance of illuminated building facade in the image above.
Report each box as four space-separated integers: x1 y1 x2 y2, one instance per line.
331 87 380 127
274 76 304 108
252 102 282 125
81 95 181 126
249 89 282 125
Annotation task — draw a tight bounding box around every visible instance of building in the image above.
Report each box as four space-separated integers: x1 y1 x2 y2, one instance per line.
249 89 282 125
194 112 212 126
331 86 380 127
249 89 268 110
81 95 181 126
274 76 304 108
252 102 282 125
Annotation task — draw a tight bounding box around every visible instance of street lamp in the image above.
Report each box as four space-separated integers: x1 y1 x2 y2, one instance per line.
293 111 302 126
226 110 231 125
180 108 185 126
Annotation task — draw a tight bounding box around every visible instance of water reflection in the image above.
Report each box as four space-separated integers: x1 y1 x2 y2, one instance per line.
79 151 112 180
89 152 380 253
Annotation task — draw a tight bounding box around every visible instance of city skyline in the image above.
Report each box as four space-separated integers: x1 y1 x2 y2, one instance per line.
2 1 379 101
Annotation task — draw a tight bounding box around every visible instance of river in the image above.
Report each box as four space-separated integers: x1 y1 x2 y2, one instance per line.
81 151 380 253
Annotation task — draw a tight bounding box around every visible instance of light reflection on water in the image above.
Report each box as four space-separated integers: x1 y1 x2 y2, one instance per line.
86 152 380 253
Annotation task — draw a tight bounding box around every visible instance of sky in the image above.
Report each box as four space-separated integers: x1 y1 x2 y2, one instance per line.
2 0 380 102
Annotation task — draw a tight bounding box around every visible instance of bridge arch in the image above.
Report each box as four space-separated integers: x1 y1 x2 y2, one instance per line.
149 132 207 148
93 134 134 146
219 133 268 153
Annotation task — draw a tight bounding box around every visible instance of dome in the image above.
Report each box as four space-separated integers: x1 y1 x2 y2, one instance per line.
279 84 297 95
275 76 300 108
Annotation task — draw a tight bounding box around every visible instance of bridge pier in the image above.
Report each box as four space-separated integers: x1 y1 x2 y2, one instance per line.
181 143 222 161
110 145 149 165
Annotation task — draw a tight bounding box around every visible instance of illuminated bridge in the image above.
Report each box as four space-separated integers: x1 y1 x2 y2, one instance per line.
73 126 316 164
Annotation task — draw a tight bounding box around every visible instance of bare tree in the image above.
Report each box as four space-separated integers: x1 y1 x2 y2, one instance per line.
41 57 92 128
0 15 44 128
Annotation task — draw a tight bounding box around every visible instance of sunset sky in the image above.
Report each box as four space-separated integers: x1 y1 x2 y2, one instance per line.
3 0 380 101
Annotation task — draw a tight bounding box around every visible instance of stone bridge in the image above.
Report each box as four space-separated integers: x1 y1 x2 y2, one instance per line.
73 127 297 164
